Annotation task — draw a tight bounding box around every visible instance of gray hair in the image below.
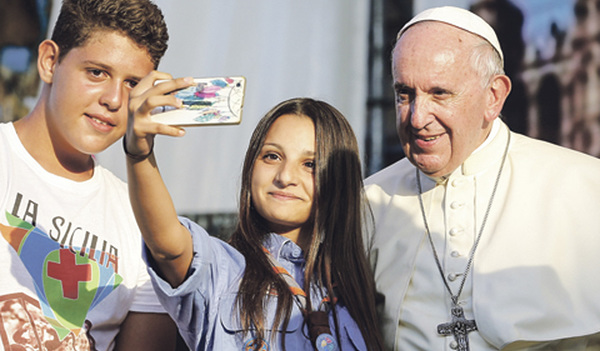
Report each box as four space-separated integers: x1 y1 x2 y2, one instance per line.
470 37 505 88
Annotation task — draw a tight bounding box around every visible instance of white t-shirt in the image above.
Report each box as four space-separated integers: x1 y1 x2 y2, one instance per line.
0 123 164 351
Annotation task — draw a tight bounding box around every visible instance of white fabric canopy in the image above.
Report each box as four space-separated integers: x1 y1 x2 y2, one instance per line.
75 0 371 213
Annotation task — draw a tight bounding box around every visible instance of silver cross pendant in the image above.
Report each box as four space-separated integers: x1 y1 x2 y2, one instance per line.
437 305 477 351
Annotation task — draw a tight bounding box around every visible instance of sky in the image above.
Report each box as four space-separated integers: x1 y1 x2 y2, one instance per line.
414 0 576 59
510 0 575 58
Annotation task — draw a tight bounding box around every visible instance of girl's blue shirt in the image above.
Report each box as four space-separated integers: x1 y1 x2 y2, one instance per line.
144 217 368 350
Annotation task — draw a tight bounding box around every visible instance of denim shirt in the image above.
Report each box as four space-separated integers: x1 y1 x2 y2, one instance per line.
145 217 367 350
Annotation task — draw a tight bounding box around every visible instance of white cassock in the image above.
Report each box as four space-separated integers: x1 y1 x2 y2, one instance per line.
365 119 600 350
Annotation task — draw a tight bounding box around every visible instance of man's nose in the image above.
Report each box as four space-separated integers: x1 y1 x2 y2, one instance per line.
409 96 434 130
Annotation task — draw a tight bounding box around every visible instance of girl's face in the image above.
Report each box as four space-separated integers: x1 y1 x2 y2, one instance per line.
251 114 316 241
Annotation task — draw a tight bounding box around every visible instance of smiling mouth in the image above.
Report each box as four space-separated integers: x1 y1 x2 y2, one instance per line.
415 134 442 142
88 115 115 127
270 191 300 201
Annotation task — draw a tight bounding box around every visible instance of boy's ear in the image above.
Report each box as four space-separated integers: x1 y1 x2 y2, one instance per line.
37 40 60 84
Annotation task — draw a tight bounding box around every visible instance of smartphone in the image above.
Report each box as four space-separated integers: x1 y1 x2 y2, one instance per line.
151 76 246 126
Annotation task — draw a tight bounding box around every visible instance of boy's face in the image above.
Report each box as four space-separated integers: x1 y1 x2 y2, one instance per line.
45 30 154 156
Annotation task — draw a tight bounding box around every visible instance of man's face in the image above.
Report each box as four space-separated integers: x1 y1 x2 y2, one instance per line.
392 22 493 178
45 30 154 156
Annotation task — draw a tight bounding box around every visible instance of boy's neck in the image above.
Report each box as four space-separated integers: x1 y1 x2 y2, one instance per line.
14 109 95 182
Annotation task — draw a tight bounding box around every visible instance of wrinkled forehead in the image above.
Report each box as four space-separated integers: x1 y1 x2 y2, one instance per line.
391 23 483 87
393 22 473 65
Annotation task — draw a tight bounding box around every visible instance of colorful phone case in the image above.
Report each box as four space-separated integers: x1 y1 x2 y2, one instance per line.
151 76 246 126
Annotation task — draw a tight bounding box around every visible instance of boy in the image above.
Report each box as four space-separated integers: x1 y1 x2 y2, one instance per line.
0 0 177 349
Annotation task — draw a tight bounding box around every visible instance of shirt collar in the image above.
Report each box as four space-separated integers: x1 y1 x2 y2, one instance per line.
263 233 305 264
461 118 509 176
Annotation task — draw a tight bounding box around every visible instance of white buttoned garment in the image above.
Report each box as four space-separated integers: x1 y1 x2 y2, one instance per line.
365 119 600 350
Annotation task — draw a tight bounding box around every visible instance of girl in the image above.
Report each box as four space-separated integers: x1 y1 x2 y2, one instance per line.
125 74 383 350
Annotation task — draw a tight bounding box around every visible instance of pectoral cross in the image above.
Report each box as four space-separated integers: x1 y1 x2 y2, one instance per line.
437 305 477 351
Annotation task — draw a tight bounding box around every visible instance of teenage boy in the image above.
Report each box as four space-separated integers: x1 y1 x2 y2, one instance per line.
0 0 178 349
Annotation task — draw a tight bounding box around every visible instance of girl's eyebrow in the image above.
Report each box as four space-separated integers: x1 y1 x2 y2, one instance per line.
262 142 316 156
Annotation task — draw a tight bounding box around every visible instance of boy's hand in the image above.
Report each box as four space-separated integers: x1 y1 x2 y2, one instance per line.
126 71 194 158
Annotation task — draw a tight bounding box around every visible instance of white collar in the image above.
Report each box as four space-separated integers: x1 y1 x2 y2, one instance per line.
473 118 500 154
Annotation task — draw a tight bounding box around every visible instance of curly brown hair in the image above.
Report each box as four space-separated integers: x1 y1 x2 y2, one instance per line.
51 0 168 68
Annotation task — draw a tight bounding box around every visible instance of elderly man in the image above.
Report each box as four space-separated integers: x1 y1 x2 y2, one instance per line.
365 6 600 351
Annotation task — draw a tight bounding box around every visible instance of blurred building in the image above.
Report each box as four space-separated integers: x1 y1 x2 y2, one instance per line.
474 0 600 157
518 0 600 156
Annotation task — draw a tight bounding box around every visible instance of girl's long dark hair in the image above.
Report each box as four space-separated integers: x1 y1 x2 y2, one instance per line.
229 98 383 350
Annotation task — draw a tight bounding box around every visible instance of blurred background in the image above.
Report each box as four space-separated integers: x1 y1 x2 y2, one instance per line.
1 0 598 238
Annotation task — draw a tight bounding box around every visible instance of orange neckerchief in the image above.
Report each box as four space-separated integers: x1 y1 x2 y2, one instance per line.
262 247 339 350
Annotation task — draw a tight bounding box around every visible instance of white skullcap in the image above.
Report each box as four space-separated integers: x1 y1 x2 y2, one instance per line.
397 6 504 64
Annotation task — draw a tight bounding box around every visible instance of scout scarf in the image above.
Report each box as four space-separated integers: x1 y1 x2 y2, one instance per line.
263 247 339 351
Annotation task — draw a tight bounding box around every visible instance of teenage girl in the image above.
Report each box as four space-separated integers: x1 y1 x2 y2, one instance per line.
124 73 383 350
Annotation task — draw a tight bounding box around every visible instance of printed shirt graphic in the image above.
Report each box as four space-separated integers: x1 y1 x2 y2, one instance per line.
0 123 164 351
1 212 122 344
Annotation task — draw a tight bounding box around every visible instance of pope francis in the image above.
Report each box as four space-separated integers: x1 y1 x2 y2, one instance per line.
365 6 600 351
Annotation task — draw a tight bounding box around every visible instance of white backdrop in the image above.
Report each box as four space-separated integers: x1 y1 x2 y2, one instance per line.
47 1 371 213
